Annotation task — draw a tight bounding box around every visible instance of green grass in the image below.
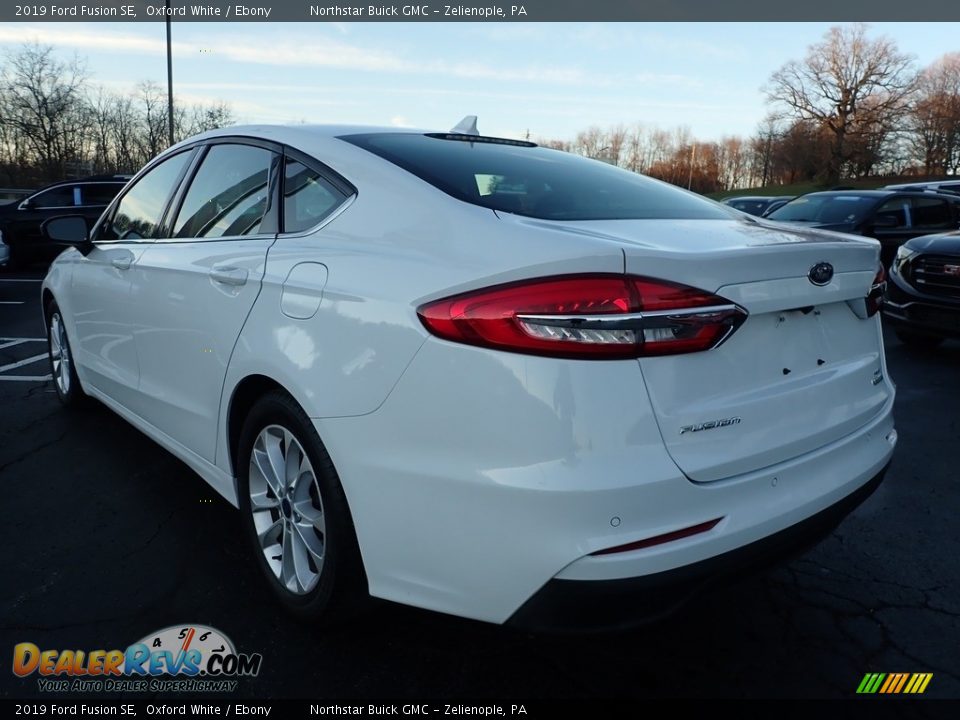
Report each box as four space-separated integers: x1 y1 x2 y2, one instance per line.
708 175 934 200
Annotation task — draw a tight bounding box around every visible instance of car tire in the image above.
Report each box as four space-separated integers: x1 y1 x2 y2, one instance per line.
46 301 87 408
237 390 367 622
895 329 944 349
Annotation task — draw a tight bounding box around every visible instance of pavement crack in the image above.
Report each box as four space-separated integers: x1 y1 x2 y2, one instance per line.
119 509 177 560
0 429 67 475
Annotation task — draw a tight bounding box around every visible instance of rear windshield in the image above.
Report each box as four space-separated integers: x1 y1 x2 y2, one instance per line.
767 195 876 224
341 133 732 221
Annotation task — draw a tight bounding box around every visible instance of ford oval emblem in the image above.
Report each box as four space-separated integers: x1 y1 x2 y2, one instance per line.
808 262 834 286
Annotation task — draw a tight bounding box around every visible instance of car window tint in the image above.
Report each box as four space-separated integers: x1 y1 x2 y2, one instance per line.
80 183 124 206
875 198 911 229
911 197 952 229
31 185 76 208
342 133 731 221
283 158 348 232
101 151 192 241
768 195 873 224
174 144 274 239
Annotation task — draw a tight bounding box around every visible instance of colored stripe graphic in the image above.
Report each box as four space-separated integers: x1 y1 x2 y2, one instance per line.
857 672 932 694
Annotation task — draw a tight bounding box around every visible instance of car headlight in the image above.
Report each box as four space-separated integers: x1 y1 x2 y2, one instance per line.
893 245 917 276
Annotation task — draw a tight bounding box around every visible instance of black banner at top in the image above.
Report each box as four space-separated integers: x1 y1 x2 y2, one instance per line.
3 0 960 22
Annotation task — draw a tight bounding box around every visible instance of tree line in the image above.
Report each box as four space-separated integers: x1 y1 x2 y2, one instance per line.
541 25 960 194
2 26 958 195
0 43 234 188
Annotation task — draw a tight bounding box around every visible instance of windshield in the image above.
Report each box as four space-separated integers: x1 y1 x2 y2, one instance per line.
341 133 733 221
767 195 876 225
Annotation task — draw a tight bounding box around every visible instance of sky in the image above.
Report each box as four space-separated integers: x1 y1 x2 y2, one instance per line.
0 21 958 142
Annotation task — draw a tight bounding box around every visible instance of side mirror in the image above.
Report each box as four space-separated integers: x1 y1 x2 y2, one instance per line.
42 215 90 248
17 198 34 210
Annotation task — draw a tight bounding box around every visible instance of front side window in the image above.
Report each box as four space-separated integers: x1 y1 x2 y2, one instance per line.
874 198 911 229
29 185 75 209
283 158 349 233
98 151 192 241
173 144 274 239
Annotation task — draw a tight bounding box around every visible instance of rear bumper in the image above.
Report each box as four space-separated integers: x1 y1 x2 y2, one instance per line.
317 338 897 626
508 463 888 633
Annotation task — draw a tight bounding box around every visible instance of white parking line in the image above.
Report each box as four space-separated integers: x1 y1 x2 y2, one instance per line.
0 338 50 382
0 339 30 351
0 278 42 282
0 352 48 373
0 301 25 305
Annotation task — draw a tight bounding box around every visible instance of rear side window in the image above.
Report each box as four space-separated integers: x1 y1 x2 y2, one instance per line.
99 151 192 241
341 133 731 221
80 183 124 206
174 144 275 239
283 158 349 233
911 196 952 229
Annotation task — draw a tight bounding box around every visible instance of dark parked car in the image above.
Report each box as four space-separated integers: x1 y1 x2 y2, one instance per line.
722 195 794 216
759 197 794 217
883 231 960 347
0 175 130 269
766 190 960 265
882 180 960 197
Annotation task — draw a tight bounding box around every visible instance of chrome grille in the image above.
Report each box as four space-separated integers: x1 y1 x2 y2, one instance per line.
912 255 960 299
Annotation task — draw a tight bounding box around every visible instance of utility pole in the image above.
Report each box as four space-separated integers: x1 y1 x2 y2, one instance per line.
165 0 175 147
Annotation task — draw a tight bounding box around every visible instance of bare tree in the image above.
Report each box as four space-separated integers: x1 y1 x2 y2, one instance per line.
908 53 960 175
765 24 916 184
136 80 170 164
0 43 88 180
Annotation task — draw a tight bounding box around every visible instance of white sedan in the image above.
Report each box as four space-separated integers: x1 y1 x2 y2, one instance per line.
41 122 896 629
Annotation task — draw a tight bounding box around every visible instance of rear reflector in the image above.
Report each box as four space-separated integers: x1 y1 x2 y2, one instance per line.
590 518 723 556
418 275 746 360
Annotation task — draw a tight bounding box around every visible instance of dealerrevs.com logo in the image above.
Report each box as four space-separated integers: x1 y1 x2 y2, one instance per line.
13 624 262 693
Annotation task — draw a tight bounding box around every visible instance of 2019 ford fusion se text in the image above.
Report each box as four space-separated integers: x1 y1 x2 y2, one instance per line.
41 123 897 630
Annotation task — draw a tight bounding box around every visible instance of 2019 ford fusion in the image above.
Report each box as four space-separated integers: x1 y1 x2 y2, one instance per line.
41 123 897 629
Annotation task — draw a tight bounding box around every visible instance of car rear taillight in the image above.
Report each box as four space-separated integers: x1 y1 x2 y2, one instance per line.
417 275 747 360
866 265 886 317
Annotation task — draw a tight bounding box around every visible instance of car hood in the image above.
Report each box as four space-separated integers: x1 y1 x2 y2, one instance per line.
904 231 960 255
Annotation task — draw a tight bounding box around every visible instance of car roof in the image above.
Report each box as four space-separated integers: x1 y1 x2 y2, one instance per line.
799 190 907 198
34 175 131 191
178 124 431 147
724 196 790 202
884 180 960 189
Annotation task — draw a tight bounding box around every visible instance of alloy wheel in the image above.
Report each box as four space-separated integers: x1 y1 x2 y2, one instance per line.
248 425 326 594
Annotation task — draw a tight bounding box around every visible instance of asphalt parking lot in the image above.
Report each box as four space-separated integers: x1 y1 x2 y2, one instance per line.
1 267 958 700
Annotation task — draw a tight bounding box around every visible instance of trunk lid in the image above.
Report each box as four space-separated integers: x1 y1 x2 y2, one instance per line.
509 216 892 482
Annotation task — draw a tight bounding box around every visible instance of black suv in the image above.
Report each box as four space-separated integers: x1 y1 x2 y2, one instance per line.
0 175 130 269
884 231 960 347
765 190 960 266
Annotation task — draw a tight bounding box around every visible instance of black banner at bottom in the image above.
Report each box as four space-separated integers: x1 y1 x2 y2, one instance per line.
2 698 956 719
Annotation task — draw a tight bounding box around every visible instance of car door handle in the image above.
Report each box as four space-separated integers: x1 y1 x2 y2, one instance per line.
209 267 248 286
111 257 132 271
